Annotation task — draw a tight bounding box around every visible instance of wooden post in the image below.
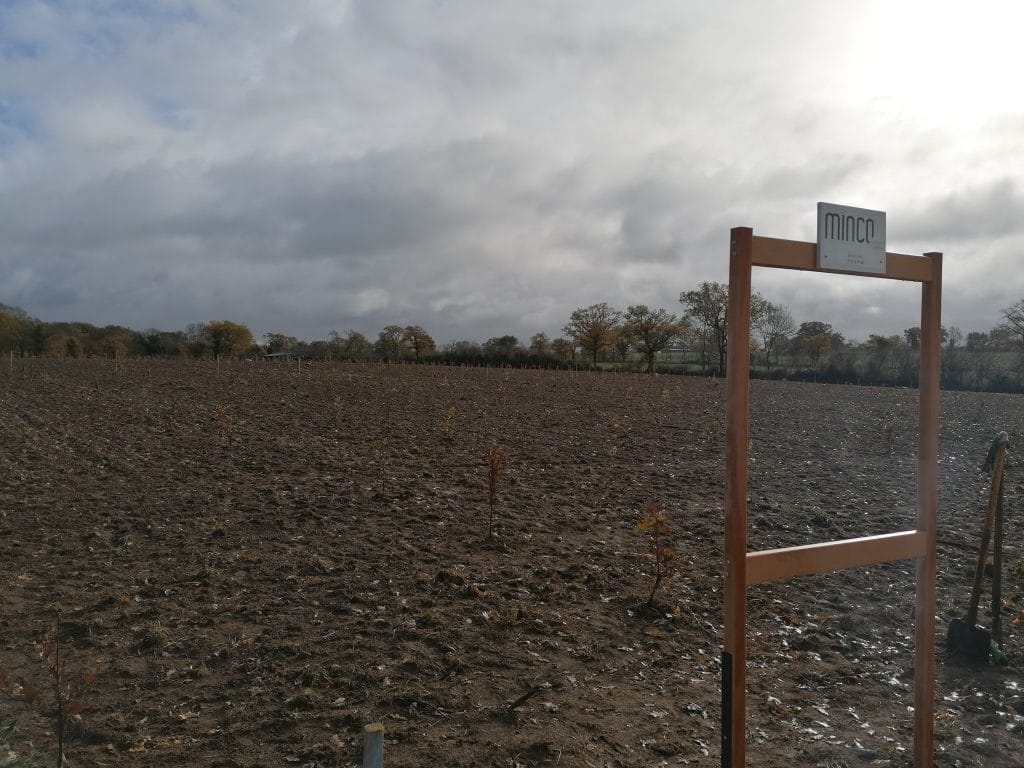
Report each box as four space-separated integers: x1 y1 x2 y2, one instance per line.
969 442 1006 623
914 252 941 767
993 467 1005 647
363 722 384 768
723 227 753 767
723 231 940 766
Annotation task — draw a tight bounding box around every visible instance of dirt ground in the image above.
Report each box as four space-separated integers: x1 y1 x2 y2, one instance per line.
0 359 1021 767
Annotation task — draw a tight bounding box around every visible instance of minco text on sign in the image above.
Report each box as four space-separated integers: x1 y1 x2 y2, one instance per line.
817 202 886 275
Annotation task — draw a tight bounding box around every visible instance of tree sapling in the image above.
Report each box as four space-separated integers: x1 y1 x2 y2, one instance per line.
486 445 506 540
636 501 678 607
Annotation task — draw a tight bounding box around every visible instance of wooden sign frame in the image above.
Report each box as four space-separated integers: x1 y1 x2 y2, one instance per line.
723 227 942 767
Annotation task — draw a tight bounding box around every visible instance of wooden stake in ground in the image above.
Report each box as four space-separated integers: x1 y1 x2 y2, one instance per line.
949 433 1008 659
993 470 1005 647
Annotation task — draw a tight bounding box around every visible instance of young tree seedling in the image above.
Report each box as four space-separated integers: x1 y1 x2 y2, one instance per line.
486 445 506 540
636 501 678 607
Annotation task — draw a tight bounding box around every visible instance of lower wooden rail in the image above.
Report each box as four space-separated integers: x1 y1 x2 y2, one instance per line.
747 530 926 586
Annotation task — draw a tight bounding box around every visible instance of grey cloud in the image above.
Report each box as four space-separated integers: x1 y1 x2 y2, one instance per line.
756 155 867 205
902 179 1022 242
2 3 1024 345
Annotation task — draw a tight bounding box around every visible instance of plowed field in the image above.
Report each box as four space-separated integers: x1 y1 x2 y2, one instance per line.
0 359 1021 767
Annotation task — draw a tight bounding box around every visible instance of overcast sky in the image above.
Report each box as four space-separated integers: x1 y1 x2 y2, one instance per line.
1 1 1022 346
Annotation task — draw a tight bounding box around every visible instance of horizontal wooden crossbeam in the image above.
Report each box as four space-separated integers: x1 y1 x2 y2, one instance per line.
746 530 927 585
751 236 935 283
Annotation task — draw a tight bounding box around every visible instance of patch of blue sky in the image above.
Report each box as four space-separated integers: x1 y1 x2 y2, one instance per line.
58 0 201 59
102 0 200 25
0 99 39 145
146 97 191 131
37 0 199 25
0 38 41 61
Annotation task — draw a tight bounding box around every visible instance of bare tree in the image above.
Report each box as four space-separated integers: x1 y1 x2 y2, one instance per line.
680 282 767 375
203 320 254 358
751 299 795 379
402 325 436 361
264 332 298 353
375 325 408 360
622 305 680 374
610 326 633 364
680 282 729 373
529 332 552 356
1002 299 1024 345
0 304 31 355
483 335 522 359
795 321 843 372
551 337 575 362
800 335 831 370
329 329 373 359
904 327 922 351
563 303 621 367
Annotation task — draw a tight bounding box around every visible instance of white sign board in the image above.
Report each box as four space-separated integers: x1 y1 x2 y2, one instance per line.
817 202 886 274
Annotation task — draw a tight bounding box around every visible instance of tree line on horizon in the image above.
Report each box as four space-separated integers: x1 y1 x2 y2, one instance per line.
3 287 1024 392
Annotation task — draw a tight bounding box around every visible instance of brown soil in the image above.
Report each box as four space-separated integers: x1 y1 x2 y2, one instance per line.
0 360 1021 767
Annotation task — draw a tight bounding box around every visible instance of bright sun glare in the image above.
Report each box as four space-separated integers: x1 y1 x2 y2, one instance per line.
843 4 1023 126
